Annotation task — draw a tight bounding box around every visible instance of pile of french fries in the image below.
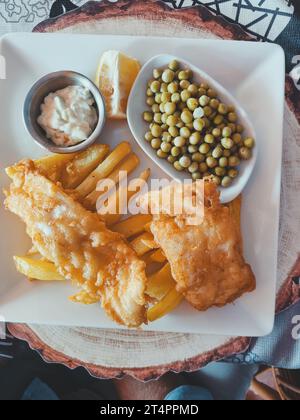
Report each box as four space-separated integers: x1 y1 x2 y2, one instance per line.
8 142 242 324
8 142 185 323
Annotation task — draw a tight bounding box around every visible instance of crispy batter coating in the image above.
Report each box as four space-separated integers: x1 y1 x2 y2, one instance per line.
148 181 256 310
4 161 146 327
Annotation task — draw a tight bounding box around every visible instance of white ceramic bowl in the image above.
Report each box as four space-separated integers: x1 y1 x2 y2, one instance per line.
127 54 257 203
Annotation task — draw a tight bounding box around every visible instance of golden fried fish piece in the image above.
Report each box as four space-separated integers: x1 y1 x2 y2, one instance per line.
145 180 256 311
4 161 146 327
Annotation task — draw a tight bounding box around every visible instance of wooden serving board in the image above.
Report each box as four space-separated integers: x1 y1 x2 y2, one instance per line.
8 0 300 380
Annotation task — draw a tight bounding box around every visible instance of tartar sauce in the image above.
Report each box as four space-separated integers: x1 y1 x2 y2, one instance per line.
38 85 98 146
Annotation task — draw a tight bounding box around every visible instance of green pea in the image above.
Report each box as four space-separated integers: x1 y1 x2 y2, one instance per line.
244 137 255 148
219 157 228 167
192 152 204 163
155 93 162 104
212 127 221 138
153 113 162 124
151 124 162 138
189 132 201 145
179 155 192 168
168 155 176 164
198 87 207 97
174 136 186 147
181 110 193 124
228 112 238 122
161 113 168 124
215 166 226 177
160 83 168 93
157 149 168 159
161 131 171 142
222 127 232 138
146 97 155 107
203 106 213 117
178 70 189 81
151 138 161 150
174 161 184 171
150 80 161 93
161 92 172 103
221 137 234 149
207 88 217 98
179 80 190 90
168 126 179 137
212 146 223 159
188 162 199 174
218 103 228 115
204 134 214 144
210 98 220 109
239 146 252 160
200 82 209 90
144 131 153 142
171 146 181 157
221 176 232 187
228 168 239 178
186 98 198 111
167 82 179 94
192 172 202 180
180 127 191 139
206 156 218 168
151 103 160 113
227 123 236 133
176 121 184 129
223 149 231 157
212 175 221 185
181 89 191 102
199 95 210 107
166 115 178 127
199 143 210 154
162 69 175 83
188 145 198 154
147 88 154 97
188 84 198 96
199 162 208 173
171 93 181 103
169 60 179 71
164 102 176 115
214 114 224 125
153 68 162 79
159 142 171 154
193 118 205 132
143 111 153 123
193 107 204 119
228 156 240 167
233 133 242 144
236 124 244 133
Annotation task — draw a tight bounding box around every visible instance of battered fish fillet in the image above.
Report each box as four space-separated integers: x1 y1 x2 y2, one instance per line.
4 161 146 327
147 181 256 311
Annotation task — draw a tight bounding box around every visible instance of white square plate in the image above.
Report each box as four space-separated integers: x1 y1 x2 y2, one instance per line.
0 33 285 336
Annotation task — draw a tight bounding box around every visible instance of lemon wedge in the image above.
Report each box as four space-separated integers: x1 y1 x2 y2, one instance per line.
95 50 141 119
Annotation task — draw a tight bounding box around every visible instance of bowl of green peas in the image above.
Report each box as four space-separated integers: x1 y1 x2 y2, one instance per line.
127 54 257 203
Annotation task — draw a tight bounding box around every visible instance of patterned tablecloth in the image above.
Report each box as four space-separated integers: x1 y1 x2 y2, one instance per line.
0 0 299 379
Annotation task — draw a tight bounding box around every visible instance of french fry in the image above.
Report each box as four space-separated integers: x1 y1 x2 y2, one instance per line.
76 141 131 199
112 214 152 238
130 232 158 257
146 263 176 300
61 144 110 189
13 256 64 281
34 153 77 182
83 153 140 210
69 290 100 305
149 248 166 263
5 153 76 182
100 168 151 226
147 288 183 322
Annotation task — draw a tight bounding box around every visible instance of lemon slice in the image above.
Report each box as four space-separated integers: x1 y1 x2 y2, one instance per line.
95 50 141 120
